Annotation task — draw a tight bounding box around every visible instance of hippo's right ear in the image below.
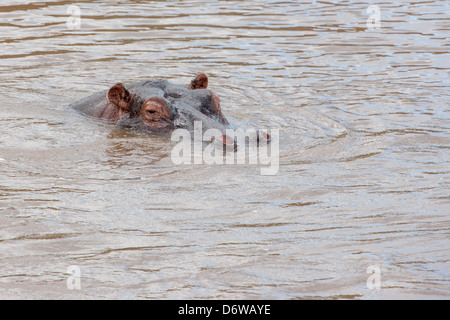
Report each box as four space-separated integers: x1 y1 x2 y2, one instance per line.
107 83 133 111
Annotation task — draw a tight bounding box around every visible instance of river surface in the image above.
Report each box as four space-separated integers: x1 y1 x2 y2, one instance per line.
0 0 449 299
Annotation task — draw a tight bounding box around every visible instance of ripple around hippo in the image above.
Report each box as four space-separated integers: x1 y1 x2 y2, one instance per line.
227 82 388 165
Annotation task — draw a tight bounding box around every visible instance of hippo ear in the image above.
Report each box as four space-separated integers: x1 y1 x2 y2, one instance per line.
107 83 133 111
189 73 208 90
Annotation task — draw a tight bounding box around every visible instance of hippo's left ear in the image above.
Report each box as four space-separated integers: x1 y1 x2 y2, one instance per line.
107 83 133 111
189 73 208 90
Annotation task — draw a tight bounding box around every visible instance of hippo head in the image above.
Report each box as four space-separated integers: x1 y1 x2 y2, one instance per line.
87 73 229 135
71 73 270 150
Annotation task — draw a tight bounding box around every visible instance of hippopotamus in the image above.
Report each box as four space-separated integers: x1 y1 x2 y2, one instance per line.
70 73 269 149
70 73 229 132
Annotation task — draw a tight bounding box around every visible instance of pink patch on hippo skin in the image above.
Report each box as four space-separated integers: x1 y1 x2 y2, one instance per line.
211 93 229 125
95 102 128 122
221 135 238 152
221 135 234 145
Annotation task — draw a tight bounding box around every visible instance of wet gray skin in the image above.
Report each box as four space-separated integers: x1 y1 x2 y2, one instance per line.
70 77 230 137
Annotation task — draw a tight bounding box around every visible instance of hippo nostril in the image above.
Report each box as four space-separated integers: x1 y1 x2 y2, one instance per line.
256 131 270 146
221 135 238 152
221 135 233 145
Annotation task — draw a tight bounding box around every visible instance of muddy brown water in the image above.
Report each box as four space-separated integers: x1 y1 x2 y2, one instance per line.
0 0 449 299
